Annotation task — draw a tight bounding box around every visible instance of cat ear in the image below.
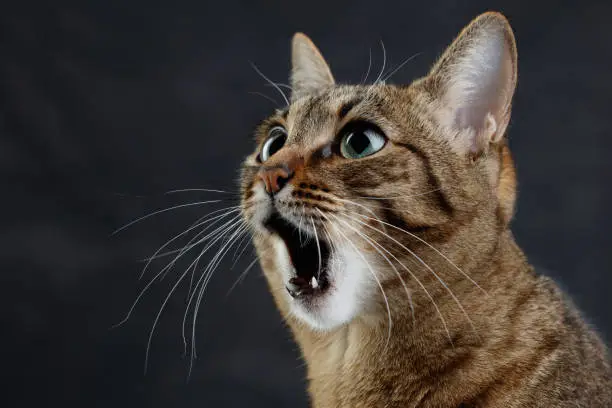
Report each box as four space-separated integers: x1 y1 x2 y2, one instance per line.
425 12 517 155
290 33 335 101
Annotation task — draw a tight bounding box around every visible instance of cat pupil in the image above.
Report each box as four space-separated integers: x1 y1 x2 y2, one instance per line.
269 134 286 156
349 132 370 154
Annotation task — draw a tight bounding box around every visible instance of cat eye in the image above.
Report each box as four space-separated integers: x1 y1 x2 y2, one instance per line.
339 125 386 159
260 126 287 162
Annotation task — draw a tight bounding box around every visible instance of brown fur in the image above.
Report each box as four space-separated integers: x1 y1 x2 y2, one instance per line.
240 12 611 407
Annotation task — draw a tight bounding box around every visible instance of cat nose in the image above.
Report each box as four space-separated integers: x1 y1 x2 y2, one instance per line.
257 153 304 195
258 165 293 195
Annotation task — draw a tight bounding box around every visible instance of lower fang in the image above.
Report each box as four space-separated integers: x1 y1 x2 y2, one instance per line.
311 276 319 289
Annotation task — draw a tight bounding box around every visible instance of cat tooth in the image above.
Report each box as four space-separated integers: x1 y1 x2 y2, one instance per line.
311 276 319 289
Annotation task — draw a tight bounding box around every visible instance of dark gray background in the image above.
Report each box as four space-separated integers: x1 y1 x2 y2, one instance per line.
2 1 611 407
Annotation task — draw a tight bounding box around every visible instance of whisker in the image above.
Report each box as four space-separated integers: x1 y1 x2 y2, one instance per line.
337 211 452 343
361 47 372 84
381 52 422 83
353 187 442 201
141 210 240 263
157 213 243 281
226 255 259 297
332 214 415 324
210 223 249 269
139 206 241 276
344 213 478 341
316 209 393 351
374 40 387 84
144 206 241 264
143 251 205 373
187 249 202 300
112 213 244 332
250 62 290 106
111 200 222 236
298 204 306 246
337 191 481 291
164 188 239 196
179 218 244 323
354 213 487 297
310 216 323 281
178 217 247 356
188 222 249 377
185 207 256 298
248 91 280 106
264 82 293 91
230 230 253 269
147 218 246 374
333 196 388 233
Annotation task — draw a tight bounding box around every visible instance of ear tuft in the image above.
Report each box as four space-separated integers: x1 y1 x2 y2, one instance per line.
291 33 335 101
426 12 517 155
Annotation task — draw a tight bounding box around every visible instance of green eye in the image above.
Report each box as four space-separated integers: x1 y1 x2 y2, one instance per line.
260 126 287 162
340 126 386 159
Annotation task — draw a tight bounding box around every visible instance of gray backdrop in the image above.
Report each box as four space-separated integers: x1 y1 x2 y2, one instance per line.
2 0 611 407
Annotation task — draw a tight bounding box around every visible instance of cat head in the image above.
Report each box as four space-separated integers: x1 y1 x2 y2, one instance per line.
240 12 518 331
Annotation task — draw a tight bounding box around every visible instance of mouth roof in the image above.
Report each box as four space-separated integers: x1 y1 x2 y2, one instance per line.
264 212 331 290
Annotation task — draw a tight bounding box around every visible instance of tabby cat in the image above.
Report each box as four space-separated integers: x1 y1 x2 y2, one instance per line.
239 12 611 407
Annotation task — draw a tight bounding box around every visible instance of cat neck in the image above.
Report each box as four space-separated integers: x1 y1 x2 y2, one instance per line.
288 229 537 407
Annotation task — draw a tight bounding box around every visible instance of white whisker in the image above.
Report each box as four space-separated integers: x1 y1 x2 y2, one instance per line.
158 213 243 281
333 196 388 233
345 213 478 340
361 47 372 84
230 231 253 269
297 207 303 245
248 91 280 106
374 40 387 84
164 188 237 195
332 214 415 323
354 213 487 297
226 256 259 296
338 211 453 343
316 209 393 351
113 213 243 333
111 200 222 236
264 82 293 91
354 187 442 201
139 207 241 277
250 62 289 106
381 52 422 83
310 216 323 280
179 217 247 357
188 222 249 377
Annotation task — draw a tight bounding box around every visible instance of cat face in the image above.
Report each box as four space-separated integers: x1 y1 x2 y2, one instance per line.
240 13 518 331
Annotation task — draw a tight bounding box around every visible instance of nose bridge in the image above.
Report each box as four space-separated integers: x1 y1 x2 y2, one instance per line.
257 147 305 194
265 146 303 169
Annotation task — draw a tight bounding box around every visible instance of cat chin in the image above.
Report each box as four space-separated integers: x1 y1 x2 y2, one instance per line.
284 243 375 332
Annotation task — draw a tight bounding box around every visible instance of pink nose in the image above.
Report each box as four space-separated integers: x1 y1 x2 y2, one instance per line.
257 165 292 194
257 152 304 195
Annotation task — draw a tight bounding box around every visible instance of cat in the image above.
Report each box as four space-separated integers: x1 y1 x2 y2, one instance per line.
239 11 612 407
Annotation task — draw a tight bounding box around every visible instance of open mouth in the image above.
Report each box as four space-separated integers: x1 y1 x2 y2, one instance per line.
264 212 331 298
